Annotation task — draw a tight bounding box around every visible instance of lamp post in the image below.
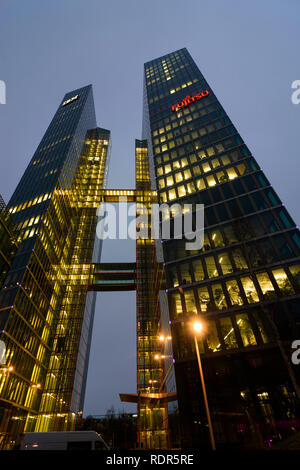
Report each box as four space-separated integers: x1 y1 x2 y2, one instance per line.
192 320 216 451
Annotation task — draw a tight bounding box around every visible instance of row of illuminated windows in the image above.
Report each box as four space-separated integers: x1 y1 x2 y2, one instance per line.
169 245 299 291
153 116 226 145
165 229 300 279
151 97 224 138
154 137 245 174
164 207 295 261
159 161 255 203
9 193 51 214
154 124 240 158
157 161 247 192
174 311 273 358
147 79 197 101
156 147 239 175
171 264 300 316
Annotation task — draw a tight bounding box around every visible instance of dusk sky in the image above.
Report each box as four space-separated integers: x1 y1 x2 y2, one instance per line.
0 0 299 416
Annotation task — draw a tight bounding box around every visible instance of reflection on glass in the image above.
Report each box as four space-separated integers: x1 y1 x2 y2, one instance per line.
252 312 272 344
218 253 232 275
219 317 238 349
256 272 276 300
180 263 191 284
172 292 183 317
226 279 243 306
192 259 205 282
288 264 300 287
272 268 294 295
197 286 210 312
212 283 227 310
211 230 224 248
206 321 220 352
205 256 218 278
232 249 248 270
184 289 197 315
241 276 259 303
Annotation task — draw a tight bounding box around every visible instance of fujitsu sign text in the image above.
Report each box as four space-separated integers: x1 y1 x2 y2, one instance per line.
171 90 210 112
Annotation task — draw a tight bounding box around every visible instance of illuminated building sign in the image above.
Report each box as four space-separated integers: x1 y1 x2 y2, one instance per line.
171 90 209 112
62 95 79 107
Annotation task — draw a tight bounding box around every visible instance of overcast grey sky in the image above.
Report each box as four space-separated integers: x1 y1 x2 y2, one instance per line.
0 0 299 416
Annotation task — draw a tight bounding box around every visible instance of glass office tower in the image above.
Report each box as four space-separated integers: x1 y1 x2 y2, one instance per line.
143 48 300 448
0 86 111 448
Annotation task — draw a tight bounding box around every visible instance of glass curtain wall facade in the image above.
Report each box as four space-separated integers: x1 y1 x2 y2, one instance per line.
142 48 300 448
135 140 169 449
0 87 111 448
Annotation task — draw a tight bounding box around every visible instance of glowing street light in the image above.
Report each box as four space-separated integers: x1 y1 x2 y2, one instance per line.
191 319 216 451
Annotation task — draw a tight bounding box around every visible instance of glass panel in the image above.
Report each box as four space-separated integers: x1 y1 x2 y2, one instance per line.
219 317 238 349
166 175 174 187
175 172 183 183
205 320 221 352
272 268 294 295
232 249 248 271
196 178 205 190
184 289 197 315
212 283 227 310
171 291 183 317
206 175 216 187
226 279 243 306
192 259 205 282
236 313 257 346
177 185 186 198
227 167 238 180
288 264 300 287
211 230 225 248
169 267 179 287
180 263 192 284
205 256 218 278
218 252 233 275
223 224 238 244
252 312 273 344
241 276 259 303
197 286 210 312
202 162 210 173
256 272 276 300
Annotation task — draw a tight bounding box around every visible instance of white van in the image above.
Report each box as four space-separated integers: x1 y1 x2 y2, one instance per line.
21 431 109 450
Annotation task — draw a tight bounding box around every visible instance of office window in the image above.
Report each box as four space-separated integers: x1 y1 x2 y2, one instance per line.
197 286 210 312
272 268 294 295
184 289 197 315
205 256 218 278
218 253 233 275
192 259 205 282
205 321 220 352
236 313 256 346
256 272 276 300
212 283 227 310
240 276 259 303
224 282 242 309
219 317 238 349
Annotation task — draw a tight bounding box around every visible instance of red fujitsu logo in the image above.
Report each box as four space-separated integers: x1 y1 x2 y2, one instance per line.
171 90 210 112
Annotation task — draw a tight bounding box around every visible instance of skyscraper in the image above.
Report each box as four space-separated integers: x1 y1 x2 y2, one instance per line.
142 48 300 448
1 48 300 450
0 86 111 447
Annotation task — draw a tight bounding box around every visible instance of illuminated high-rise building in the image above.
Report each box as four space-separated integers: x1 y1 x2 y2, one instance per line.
0 86 111 447
142 48 300 448
1 48 300 450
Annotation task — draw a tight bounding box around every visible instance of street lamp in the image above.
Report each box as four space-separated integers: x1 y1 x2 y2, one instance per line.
192 320 216 451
